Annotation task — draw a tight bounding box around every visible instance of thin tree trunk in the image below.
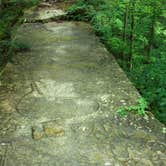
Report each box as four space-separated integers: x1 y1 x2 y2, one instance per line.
128 0 135 70
147 11 156 56
122 4 129 67
123 5 128 42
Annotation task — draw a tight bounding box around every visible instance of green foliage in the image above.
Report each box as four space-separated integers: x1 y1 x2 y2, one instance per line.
117 98 148 116
11 40 31 52
67 0 95 21
128 55 166 123
0 0 40 68
68 0 166 124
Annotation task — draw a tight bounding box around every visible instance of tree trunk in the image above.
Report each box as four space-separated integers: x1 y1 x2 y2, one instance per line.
147 10 156 57
123 5 128 42
122 4 129 67
128 0 135 70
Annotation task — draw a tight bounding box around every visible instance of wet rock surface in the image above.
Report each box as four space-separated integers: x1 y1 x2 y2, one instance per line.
0 2 165 166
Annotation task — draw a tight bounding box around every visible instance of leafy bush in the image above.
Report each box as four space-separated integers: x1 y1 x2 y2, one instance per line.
129 56 166 123
0 0 40 68
117 98 148 116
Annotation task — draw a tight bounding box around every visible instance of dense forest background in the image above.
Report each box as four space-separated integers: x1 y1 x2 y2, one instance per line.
68 0 166 124
0 0 166 124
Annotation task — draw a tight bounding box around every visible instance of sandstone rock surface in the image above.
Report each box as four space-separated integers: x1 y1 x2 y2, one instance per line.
0 2 165 166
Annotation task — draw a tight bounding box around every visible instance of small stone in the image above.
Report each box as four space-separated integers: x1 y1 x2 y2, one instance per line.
130 122 133 125
106 114 109 118
105 162 111 166
44 126 64 136
143 114 149 121
162 127 166 134
43 122 64 137
82 127 86 132
32 126 44 140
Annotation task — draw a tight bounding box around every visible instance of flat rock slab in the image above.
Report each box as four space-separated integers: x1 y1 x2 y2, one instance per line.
24 2 71 23
0 4 165 166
